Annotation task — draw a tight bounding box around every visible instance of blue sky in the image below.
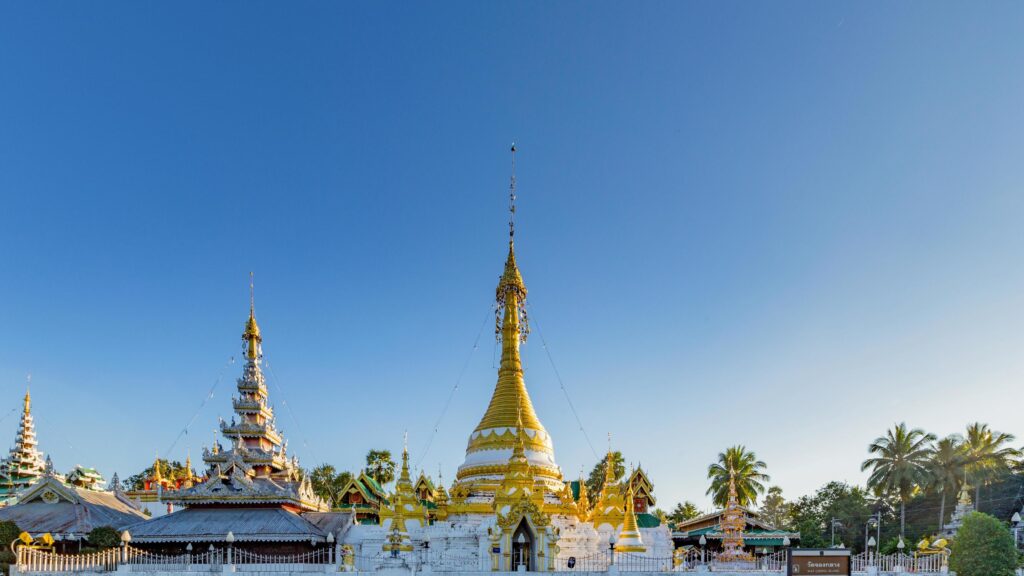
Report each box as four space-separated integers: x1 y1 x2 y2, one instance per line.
1 2 1023 510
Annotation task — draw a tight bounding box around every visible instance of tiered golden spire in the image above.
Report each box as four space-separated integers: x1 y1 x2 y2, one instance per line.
474 145 539 433
590 436 626 528
456 146 562 496
615 481 647 552
576 471 591 521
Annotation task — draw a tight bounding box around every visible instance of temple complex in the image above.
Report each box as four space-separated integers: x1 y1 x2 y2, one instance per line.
340 148 673 570
0 390 49 504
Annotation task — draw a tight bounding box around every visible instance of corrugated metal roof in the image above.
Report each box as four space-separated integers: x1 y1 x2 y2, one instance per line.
126 507 328 543
0 477 146 535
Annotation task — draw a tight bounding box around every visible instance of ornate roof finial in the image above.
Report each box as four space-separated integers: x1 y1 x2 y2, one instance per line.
509 143 517 245
243 273 262 361
24 373 31 414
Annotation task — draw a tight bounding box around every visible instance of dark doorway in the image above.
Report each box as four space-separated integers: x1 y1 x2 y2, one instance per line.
512 520 534 571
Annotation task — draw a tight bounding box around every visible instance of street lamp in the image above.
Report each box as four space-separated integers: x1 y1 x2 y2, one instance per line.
699 535 707 565
830 518 843 548
608 533 617 566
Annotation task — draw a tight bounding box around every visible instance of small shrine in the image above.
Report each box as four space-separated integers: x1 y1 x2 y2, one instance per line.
65 465 106 491
941 483 976 539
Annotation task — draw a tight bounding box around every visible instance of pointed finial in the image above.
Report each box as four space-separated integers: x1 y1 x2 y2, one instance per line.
24 374 31 414
403 430 408 453
250 271 255 315
509 143 517 245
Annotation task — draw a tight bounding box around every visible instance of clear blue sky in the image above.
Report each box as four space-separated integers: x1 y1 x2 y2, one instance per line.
1 2 1022 511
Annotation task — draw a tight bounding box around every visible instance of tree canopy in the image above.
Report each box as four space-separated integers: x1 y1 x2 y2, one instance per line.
365 449 396 486
861 422 935 535
949 512 1018 576
706 445 769 507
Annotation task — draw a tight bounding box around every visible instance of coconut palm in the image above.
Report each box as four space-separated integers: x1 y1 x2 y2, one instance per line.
861 423 936 536
706 445 770 507
962 422 1020 505
924 435 965 529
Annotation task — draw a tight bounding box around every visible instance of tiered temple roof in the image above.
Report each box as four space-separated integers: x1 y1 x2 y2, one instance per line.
0 390 47 502
140 289 326 521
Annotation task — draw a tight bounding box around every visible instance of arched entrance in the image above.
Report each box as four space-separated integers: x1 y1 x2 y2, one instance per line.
511 520 534 571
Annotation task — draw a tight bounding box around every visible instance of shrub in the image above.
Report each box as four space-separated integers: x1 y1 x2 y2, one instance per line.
87 526 120 549
949 512 1017 576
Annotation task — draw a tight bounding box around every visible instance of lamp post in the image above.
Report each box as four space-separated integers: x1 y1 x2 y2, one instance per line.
120 531 131 564
830 518 843 548
327 532 336 566
608 533 616 567
699 535 707 565
1012 512 1021 550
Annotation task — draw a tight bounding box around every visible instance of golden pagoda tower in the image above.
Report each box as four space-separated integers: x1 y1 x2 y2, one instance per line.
453 146 563 509
575 474 591 522
614 483 646 553
590 443 626 529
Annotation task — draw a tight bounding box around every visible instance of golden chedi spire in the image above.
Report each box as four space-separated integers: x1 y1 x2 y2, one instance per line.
576 471 591 521
456 146 562 495
590 437 626 529
615 481 647 553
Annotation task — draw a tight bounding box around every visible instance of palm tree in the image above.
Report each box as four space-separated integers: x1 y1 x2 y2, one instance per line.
706 446 770 507
962 422 1020 506
861 423 936 536
924 435 964 529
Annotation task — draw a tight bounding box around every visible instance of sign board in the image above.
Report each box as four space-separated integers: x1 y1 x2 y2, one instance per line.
788 549 851 576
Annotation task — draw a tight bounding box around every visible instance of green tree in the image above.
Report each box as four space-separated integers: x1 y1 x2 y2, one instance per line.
585 451 625 500
706 446 769 507
789 481 878 552
668 501 701 523
963 423 1020 506
0 520 21 571
759 486 791 529
924 435 965 530
309 464 353 506
861 423 936 536
365 450 396 486
87 526 120 549
949 512 1018 576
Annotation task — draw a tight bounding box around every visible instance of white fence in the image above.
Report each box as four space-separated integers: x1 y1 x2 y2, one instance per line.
13 546 952 574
